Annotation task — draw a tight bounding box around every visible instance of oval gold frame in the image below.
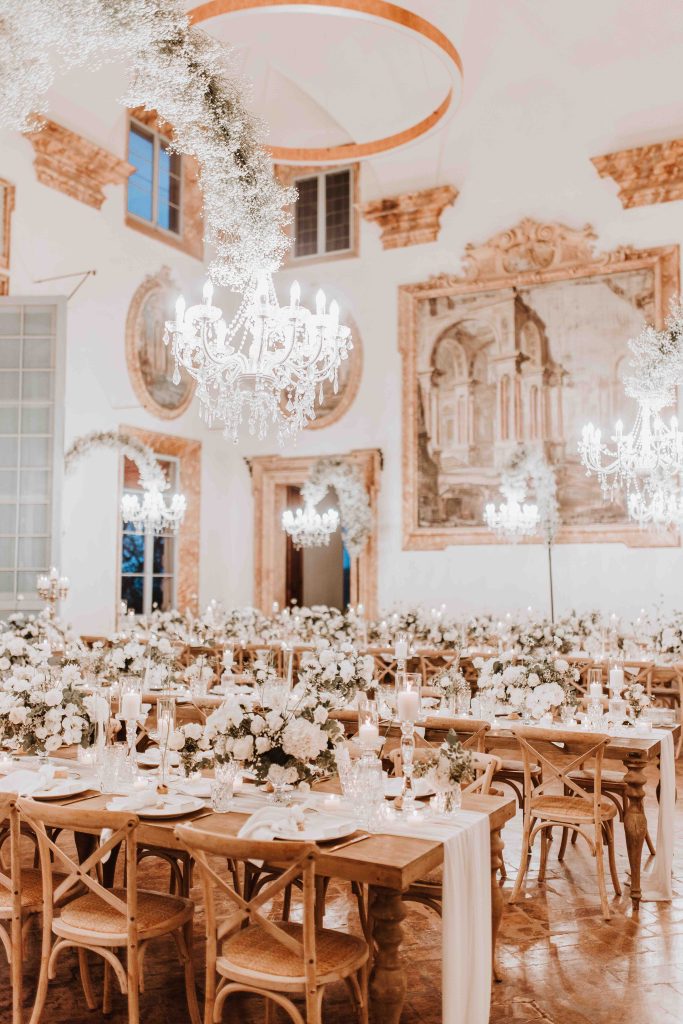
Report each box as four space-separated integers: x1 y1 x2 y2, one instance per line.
188 0 463 164
125 267 195 421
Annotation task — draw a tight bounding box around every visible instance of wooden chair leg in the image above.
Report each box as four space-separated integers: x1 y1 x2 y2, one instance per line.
174 924 201 1024
558 826 569 861
594 825 610 920
102 960 112 1015
605 822 622 897
282 883 292 922
538 828 549 883
78 947 97 1011
510 818 533 903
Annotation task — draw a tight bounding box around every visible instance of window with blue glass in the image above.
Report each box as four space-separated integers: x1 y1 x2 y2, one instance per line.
127 121 181 236
120 454 178 615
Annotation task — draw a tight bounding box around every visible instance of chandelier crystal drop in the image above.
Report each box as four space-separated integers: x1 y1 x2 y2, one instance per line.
282 504 340 549
164 274 352 444
121 486 187 536
484 497 540 538
578 402 683 499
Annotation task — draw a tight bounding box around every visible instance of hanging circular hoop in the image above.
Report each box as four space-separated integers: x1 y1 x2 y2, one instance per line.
188 0 464 164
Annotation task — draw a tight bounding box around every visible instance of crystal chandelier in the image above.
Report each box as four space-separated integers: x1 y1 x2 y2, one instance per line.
164 274 352 444
578 401 683 499
282 504 340 549
121 486 187 536
627 477 683 529
484 497 540 538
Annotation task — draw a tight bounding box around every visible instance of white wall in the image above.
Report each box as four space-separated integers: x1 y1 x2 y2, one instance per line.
2 16 683 629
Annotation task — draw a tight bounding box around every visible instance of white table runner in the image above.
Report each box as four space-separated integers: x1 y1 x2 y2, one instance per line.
641 728 675 901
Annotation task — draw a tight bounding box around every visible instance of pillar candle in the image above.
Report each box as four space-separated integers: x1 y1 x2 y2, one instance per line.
397 689 420 723
121 692 141 720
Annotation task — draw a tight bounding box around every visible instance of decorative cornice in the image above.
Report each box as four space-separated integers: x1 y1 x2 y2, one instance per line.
592 138 683 209
362 184 457 249
24 118 134 209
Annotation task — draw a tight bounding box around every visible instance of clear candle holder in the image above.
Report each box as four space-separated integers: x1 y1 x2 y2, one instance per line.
396 673 421 815
155 696 176 787
357 699 380 760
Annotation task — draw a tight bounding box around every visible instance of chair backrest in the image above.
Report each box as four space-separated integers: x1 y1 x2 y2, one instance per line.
463 751 502 796
514 727 610 822
0 793 23 1024
175 826 319 1016
17 799 139 945
422 717 490 751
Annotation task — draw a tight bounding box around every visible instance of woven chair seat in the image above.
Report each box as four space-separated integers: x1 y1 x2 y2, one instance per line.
569 768 626 787
498 758 541 774
0 868 65 913
531 794 617 823
219 921 368 985
57 887 192 939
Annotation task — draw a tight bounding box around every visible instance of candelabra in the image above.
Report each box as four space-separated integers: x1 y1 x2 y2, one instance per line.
281 503 339 548
36 567 69 617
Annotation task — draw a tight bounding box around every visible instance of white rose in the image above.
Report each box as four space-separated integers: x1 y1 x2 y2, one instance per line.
169 730 185 751
8 706 27 725
45 735 62 752
184 723 203 741
43 689 63 708
255 736 272 754
555 659 569 673
339 659 354 683
0 657 9 671
250 714 266 735
8 639 24 656
233 735 254 761
313 705 328 724
266 711 283 732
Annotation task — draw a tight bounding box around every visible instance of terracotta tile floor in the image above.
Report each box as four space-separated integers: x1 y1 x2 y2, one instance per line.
2 758 681 1023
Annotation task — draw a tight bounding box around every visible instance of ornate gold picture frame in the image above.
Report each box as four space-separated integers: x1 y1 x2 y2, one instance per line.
398 219 679 550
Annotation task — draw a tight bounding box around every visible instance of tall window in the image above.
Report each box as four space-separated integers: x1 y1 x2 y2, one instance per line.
127 120 181 235
120 455 178 614
293 167 353 259
0 299 64 610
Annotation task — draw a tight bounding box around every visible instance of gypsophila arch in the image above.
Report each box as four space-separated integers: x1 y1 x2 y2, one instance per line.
301 457 372 558
0 0 294 288
65 430 167 491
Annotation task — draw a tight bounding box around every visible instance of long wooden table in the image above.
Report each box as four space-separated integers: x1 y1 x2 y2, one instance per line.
46 760 516 1024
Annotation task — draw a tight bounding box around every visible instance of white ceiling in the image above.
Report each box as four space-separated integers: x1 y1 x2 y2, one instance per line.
185 0 683 199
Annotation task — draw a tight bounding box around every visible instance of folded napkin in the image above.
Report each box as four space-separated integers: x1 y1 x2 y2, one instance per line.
173 778 211 799
0 766 56 796
237 806 306 840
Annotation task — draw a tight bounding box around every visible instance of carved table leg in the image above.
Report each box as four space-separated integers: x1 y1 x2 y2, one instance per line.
490 826 505 982
369 886 406 1024
623 751 648 908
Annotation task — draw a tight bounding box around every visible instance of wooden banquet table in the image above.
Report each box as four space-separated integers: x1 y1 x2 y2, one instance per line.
41 755 517 1024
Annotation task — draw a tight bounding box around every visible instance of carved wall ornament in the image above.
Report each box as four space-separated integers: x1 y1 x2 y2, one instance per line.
398 218 679 551
592 138 683 210
248 449 382 617
363 184 458 250
125 267 194 420
24 118 134 209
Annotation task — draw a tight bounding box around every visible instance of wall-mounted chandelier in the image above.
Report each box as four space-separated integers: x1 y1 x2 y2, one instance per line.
164 275 352 444
484 496 540 538
579 402 683 499
282 504 340 549
121 486 187 536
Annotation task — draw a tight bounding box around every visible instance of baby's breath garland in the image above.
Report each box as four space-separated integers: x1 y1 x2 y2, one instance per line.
0 0 294 287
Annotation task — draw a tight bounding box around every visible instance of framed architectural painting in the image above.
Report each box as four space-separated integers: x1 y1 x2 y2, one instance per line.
125 266 194 419
398 219 679 549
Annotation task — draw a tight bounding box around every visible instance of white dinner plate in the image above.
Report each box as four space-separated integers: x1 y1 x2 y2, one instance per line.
137 748 180 768
173 778 212 798
107 795 205 818
270 812 358 842
384 777 435 799
32 779 92 800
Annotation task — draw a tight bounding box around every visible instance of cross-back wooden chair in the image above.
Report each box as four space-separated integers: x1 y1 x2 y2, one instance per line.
175 827 369 1024
0 793 45 1024
17 798 200 1024
415 649 461 684
508 728 621 919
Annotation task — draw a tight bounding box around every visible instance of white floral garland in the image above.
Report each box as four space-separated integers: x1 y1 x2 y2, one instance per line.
0 0 294 287
64 430 167 491
301 458 373 558
499 444 559 542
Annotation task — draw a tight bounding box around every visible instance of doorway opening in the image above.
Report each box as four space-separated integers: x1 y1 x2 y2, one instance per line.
284 485 351 610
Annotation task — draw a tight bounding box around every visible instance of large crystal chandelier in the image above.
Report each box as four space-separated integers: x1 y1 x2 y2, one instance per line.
578 401 683 499
282 504 340 549
484 495 540 538
164 274 352 444
121 486 187 536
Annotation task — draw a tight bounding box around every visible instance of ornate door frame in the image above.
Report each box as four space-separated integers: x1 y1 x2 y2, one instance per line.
247 449 382 617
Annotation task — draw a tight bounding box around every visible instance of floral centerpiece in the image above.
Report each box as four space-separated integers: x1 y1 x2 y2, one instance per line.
203 693 343 796
169 721 213 776
513 621 574 656
297 641 375 707
432 665 470 712
623 681 651 719
413 730 473 814
475 655 579 718
0 666 96 757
